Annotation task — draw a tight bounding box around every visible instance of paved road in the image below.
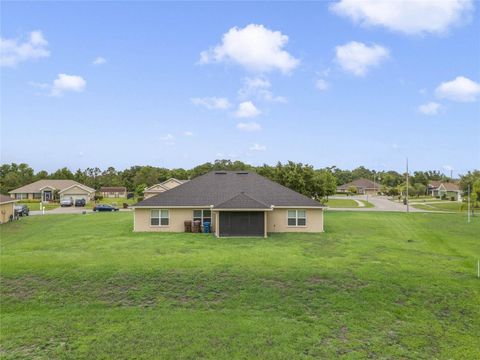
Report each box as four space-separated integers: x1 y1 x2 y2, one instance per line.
328 195 422 212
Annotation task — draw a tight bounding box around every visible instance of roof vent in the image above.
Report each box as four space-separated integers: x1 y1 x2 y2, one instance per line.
215 171 227 174
236 171 248 174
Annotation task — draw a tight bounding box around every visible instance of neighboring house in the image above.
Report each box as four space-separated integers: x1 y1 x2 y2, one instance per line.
133 171 324 237
0 194 17 224
144 178 189 199
427 181 442 196
100 187 127 198
337 178 380 195
9 180 95 202
428 181 462 201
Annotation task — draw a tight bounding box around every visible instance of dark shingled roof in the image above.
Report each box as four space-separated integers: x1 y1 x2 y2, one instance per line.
214 192 270 209
134 171 323 208
337 178 378 190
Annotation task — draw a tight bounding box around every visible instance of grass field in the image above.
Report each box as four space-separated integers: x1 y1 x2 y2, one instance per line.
18 202 58 211
412 202 470 212
85 197 138 209
325 198 359 208
325 198 374 208
1 212 479 358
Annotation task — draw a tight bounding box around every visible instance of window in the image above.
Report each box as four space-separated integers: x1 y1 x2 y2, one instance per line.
193 209 212 224
33 193 41 199
287 210 306 227
150 209 169 226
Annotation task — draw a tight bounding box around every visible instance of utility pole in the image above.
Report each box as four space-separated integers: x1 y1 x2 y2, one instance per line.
406 158 409 213
468 184 471 223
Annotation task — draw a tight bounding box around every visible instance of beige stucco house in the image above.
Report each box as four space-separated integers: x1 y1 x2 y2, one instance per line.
100 187 127 198
144 178 188 199
9 180 95 202
133 171 324 238
0 194 17 224
337 178 380 195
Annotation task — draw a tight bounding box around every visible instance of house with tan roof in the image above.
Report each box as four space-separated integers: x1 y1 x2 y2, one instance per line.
337 178 380 195
9 180 95 203
428 181 462 201
0 194 17 224
144 178 189 199
133 171 324 238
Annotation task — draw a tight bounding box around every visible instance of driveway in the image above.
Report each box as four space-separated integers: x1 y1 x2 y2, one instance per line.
328 195 422 212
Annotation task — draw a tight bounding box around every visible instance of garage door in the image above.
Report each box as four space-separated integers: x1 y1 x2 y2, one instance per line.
60 194 88 202
219 211 264 237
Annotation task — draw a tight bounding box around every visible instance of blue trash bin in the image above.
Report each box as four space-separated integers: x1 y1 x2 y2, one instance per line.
203 222 211 233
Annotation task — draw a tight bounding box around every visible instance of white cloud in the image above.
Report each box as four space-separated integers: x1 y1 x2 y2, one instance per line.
0 30 50 67
418 102 442 115
28 81 49 89
161 134 174 141
238 77 286 102
237 121 262 132
184 131 194 136
191 97 231 109
51 74 86 96
330 0 473 35
435 76 480 102
235 101 261 118
92 56 106 65
250 143 266 151
315 78 329 91
199 24 299 73
335 41 389 76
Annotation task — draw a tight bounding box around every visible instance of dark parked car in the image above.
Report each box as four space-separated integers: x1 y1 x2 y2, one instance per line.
75 198 86 207
93 204 119 212
14 204 29 217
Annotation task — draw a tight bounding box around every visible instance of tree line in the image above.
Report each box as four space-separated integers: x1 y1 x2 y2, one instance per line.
1 160 479 204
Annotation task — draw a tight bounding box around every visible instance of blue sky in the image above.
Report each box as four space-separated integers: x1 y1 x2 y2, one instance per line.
1 1 479 176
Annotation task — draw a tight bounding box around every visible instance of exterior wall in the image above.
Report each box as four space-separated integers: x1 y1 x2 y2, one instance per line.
134 208 216 232
0 202 15 224
59 186 93 202
162 179 182 190
102 192 127 198
144 190 164 199
267 208 324 233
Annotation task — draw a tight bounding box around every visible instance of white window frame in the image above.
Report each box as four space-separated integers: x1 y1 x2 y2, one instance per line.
193 209 212 225
287 209 307 227
150 209 169 227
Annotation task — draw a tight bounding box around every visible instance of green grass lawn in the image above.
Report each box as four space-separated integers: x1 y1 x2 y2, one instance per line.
85 197 138 209
326 199 374 208
18 202 58 211
1 212 479 358
325 198 359 208
412 202 470 212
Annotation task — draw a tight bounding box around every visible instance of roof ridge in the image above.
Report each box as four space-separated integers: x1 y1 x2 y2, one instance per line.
216 191 269 208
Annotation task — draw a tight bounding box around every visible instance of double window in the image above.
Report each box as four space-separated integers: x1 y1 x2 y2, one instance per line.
287 210 306 226
193 209 212 224
150 209 169 226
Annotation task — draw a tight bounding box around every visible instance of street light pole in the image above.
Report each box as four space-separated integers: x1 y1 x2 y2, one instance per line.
406 158 409 213
468 184 471 223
